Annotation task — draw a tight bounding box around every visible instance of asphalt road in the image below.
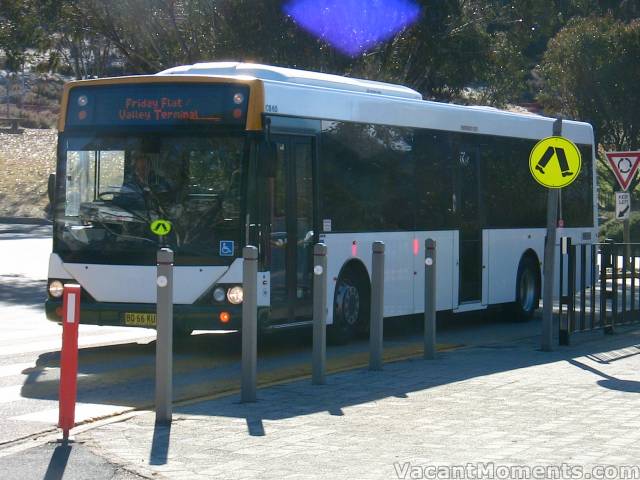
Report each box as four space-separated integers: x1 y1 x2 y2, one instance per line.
0 223 549 446
0 222 552 479
0 224 435 449
0 223 158 446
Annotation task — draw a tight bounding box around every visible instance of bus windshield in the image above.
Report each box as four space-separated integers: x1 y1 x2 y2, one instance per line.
55 133 245 265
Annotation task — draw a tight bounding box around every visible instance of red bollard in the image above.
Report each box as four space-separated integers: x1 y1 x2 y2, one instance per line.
58 284 81 440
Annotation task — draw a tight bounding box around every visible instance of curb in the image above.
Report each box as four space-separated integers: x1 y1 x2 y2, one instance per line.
0 217 52 225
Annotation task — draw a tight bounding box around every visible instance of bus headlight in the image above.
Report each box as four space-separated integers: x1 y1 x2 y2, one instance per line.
48 280 64 298
213 287 226 303
227 286 243 304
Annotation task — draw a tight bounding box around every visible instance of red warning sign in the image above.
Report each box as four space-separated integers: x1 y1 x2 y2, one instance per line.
605 151 640 191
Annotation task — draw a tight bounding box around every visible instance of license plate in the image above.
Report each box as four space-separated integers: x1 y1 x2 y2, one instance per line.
124 312 156 327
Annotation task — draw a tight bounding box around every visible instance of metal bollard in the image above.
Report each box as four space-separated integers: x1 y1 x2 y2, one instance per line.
241 246 258 402
312 243 327 385
559 237 571 346
369 241 385 371
59 284 81 440
155 248 173 425
424 239 437 359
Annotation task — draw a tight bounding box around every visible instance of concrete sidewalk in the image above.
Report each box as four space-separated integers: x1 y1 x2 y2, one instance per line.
78 327 640 480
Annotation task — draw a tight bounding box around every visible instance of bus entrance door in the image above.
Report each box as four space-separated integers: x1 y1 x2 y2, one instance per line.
268 136 315 324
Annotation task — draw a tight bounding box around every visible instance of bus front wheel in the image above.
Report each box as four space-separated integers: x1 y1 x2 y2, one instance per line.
330 271 370 344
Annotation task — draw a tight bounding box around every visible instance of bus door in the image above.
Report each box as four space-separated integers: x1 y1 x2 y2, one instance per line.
268 136 315 323
454 144 483 304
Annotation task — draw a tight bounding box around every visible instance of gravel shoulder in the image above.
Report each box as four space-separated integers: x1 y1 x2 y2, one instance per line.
0 129 56 218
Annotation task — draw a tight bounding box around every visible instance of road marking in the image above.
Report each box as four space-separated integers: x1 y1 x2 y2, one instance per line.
0 362 34 378
0 385 24 404
0 331 156 357
11 403 132 424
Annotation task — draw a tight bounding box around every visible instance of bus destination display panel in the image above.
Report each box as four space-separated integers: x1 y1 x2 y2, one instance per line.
66 83 250 128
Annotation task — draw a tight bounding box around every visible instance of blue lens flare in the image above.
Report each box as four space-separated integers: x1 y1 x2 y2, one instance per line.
284 0 421 56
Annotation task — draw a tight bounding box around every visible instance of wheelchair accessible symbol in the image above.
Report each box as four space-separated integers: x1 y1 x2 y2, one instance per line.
219 240 235 257
529 136 582 189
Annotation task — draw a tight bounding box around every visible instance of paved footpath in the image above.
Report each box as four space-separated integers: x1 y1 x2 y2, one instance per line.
76 326 640 480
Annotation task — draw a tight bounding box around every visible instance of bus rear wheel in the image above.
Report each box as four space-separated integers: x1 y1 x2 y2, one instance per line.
329 272 369 344
508 255 540 321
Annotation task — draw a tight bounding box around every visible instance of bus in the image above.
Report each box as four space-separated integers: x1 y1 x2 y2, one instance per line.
46 62 596 342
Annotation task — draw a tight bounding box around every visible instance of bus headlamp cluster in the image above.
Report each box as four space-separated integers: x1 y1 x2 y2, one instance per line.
227 286 244 304
212 286 244 304
48 280 64 298
213 287 226 303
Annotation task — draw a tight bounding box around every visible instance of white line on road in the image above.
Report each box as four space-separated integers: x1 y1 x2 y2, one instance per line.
0 331 156 357
0 362 35 378
11 402 132 424
0 385 24 404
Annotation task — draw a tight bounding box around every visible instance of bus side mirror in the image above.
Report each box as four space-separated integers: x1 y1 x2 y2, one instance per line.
47 173 56 205
259 143 277 178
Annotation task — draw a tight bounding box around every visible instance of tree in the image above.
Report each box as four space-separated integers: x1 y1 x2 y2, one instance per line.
0 0 44 71
539 16 640 151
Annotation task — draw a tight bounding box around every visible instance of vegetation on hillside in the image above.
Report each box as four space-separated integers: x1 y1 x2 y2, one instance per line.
0 0 639 219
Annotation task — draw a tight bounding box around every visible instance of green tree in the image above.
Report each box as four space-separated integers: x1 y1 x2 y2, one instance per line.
539 15 640 208
539 16 640 151
0 0 44 71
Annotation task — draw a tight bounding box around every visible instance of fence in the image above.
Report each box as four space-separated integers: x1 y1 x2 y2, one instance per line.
558 240 640 345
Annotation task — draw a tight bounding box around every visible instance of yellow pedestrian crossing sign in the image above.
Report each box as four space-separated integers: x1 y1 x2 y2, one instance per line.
529 136 581 188
150 219 172 236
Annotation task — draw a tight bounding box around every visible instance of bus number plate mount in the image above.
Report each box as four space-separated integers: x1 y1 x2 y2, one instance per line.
124 312 157 327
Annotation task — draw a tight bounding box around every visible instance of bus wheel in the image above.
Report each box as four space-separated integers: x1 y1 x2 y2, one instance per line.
330 272 369 344
509 255 540 321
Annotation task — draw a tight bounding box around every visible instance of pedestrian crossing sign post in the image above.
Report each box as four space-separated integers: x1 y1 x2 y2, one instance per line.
616 192 631 220
529 136 582 189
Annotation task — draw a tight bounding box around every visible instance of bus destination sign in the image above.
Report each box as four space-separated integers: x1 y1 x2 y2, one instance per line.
66 83 249 128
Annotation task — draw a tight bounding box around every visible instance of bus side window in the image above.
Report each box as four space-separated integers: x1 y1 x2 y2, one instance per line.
413 131 453 230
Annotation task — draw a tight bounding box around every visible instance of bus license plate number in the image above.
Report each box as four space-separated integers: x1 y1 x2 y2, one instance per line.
124 312 156 327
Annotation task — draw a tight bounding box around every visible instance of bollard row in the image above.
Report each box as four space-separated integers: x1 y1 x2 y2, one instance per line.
237 240 438 403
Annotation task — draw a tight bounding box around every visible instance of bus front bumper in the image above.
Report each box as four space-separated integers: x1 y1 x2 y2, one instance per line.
45 299 244 331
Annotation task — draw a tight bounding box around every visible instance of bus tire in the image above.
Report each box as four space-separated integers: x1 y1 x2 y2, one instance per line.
508 254 541 321
329 269 370 345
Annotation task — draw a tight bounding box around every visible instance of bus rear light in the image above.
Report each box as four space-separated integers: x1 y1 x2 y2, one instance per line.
232 108 242 119
413 238 419 256
78 111 87 121
351 241 357 257
219 311 231 323
233 93 244 104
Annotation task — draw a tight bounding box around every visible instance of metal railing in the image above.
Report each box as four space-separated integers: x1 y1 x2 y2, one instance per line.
558 240 640 345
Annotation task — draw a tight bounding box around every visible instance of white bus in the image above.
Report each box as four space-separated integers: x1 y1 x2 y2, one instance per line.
46 62 596 342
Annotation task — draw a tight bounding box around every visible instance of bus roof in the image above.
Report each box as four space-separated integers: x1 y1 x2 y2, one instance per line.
158 62 423 100
158 62 593 144
61 62 591 144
